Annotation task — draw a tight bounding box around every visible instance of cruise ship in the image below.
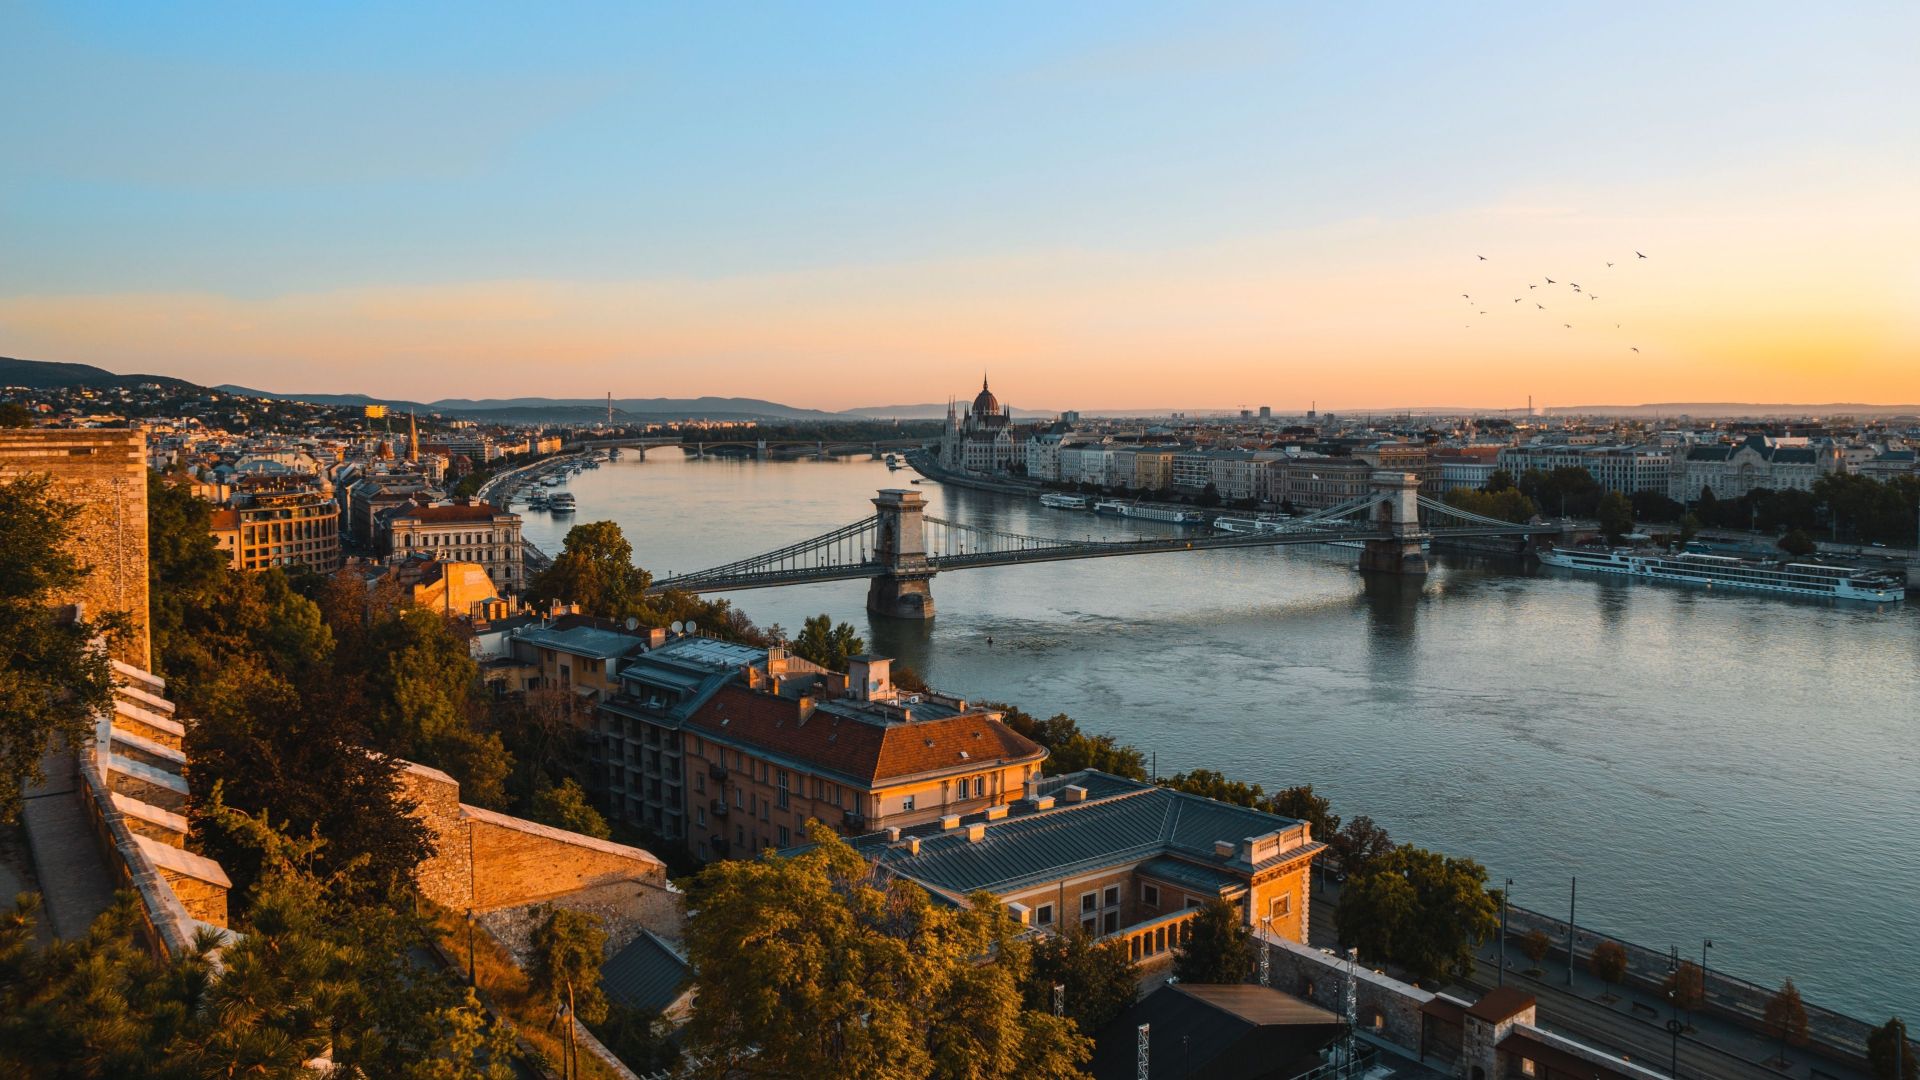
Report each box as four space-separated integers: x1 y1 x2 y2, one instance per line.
1093 500 1205 524
1039 493 1088 510
1212 515 1292 535
548 491 576 514
1537 544 1905 602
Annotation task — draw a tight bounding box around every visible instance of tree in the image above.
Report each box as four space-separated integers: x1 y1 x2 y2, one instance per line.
1678 513 1702 546
792 613 864 671
1522 929 1552 971
1778 528 1817 557
682 823 1090 1079
531 906 609 1079
993 705 1148 781
890 663 930 693
1197 481 1222 508
1663 960 1705 1019
1271 785 1342 845
365 608 511 808
1335 845 1499 983
526 519 655 620
1764 979 1810 1064
1484 469 1516 493
530 779 611 840
1327 815 1395 880
1025 926 1139 1035
1444 487 1537 524
0 475 119 823
0 402 32 427
1590 940 1628 990
145 471 234 697
1159 768 1265 807
1868 1017 1917 1080
1173 898 1254 984
1596 491 1635 545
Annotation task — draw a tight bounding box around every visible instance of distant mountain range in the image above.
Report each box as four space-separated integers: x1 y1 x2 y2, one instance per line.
7 356 1917 420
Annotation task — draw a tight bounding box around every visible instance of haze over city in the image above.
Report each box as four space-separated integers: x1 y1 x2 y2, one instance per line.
5 2 1919 410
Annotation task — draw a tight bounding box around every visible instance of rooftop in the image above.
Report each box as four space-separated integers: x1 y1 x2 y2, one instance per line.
515 622 652 661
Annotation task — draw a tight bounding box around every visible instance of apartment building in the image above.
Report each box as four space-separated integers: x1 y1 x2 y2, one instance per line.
207 481 342 573
1497 444 1673 496
387 501 525 593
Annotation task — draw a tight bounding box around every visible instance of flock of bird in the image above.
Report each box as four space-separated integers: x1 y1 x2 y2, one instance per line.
1459 250 1648 353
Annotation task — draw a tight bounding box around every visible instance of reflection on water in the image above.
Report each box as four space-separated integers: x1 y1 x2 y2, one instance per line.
519 451 1920 1019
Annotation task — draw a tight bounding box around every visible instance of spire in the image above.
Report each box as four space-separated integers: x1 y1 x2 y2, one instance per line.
408 410 419 463
982 372 990 392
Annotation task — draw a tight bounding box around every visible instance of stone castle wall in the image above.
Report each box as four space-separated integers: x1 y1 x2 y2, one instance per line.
0 429 151 667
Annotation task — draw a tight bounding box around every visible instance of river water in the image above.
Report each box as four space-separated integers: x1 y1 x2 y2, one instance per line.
519 451 1919 1020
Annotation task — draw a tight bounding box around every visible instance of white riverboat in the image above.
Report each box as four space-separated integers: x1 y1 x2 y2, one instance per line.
1537 544 1904 602
548 491 576 514
1039 493 1088 510
1094 500 1204 524
1213 516 1287 535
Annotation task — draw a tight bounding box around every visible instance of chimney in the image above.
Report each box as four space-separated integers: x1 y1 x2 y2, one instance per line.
1061 785 1088 803
647 627 666 648
903 836 921 856
796 696 816 721
940 814 963 831
965 823 987 843
1029 795 1055 811
1007 902 1031 927
985 804 1010 821
884 826 901 842
1214 840 1237 859
847 655 892 702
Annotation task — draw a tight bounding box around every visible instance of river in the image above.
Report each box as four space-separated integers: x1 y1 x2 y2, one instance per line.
518 450 1920 1021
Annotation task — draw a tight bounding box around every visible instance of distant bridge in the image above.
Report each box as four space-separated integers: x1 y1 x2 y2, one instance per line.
571 436 927 460
647 472 1558 619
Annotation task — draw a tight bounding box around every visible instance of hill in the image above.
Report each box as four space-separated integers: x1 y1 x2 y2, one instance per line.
1 356 200 392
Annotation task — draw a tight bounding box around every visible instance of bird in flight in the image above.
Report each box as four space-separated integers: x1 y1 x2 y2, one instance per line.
1529 284 1537 289
1545 277 1555 284
1590 295 1598 301
1477 255 1487 260
1536 303 1545 309
1564 323 1572 328
1606 261 1614 267
1632 346 1640 352
1462 294 1471 299
1513 298 1522 303
1637 251 1648 259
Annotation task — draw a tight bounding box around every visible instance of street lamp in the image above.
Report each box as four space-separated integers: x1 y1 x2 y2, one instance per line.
1498 878 1513 987
1701 939 1713 1011
465 907 476 987
1665 1014 1684 1079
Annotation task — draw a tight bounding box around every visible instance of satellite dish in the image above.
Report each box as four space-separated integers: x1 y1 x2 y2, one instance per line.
624 616 639 631
685 621 699 635
670 621 684 634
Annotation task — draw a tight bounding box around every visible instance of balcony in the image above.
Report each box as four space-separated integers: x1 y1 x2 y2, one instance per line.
708 762 728 781
711 799 729 818
841 808 867 831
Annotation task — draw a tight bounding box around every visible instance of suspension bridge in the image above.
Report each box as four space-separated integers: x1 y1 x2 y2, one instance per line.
647 472 1559 619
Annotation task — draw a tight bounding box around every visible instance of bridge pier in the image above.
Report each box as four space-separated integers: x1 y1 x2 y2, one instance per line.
1358 472 1431 576
868 488 936 619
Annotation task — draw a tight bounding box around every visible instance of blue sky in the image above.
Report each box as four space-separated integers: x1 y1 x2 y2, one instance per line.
3 2 1916 407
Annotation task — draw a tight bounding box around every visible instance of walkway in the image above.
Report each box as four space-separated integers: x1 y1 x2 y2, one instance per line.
18 744 117 940
1310 881 1867 1080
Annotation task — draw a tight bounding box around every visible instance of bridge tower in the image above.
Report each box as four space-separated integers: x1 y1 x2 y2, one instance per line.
868 488 936 619
1357 471 1430 576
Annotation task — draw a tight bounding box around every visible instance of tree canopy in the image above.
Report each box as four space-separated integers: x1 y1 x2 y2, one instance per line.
791 613 865 671
1868 1017 1917 1080
993 704 1147 781
1023 926 1138 1037
1173 899 1254 985
0 475 118 822
1335 844 1498 983
681 824 1090 1079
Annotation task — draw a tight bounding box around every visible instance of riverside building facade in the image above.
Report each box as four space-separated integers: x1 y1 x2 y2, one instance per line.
386 501 525 593
207 480 342 573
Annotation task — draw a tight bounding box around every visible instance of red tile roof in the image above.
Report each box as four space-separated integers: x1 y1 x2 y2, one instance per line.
688 686 1044 786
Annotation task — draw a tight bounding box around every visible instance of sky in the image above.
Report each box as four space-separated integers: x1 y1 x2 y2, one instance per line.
2 2 1918 411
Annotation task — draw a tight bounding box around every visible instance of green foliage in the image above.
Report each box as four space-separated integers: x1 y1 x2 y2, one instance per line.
1024 926 1138 1036
365 608 510 808
1630 490 1685 524
1327 815 1394 879
530 778 611 840
1443 486 1537 524
1678 513 1702 545
145 472 233 695
0 801 517 1079
527 519 768 643
1778 528 1817 557
1664 960 1704 1012
0 475 118 822
1590 940 1628 985
1270 785 1342 845
791 613 865 671
1483 469 1516 493
1158 768 1265 807
993 705 1148 781
1868 1017 1917 1080
530 907 610 1027
1172 899 1253 984
0 402 32 427
590 1003 681 1076
1156 773 1342 845
1335 844 1499 983
1522 929 1552 967
1814 472 1920 546
1596 491 1635 544
1196 481 1222 508
681 823 1091 1079
1519 467 1603 518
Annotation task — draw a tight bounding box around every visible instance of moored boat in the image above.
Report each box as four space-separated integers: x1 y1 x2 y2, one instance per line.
1537 543 1904 602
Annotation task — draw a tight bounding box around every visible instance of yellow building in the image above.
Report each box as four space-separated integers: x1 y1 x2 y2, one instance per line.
207 481 342 573
387 555 508 621
844 770 1324 967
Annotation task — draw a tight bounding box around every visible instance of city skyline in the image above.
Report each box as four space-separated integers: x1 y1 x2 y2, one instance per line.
4 3 1918 408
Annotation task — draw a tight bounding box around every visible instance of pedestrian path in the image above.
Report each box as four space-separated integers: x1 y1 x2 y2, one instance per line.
19 746 117 940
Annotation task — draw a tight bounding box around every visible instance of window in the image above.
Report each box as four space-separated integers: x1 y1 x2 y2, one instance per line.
694 774 705 794
901 794 916 812
1035 903 1054 927
1082 917 1097 934
777 770 789 809
1080 892 1098 914
1141 884 1160 907
1102 885 1120 909
1269 893 1291 921
1104 911 1118 934
696 807 706 827
777 825 790 847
